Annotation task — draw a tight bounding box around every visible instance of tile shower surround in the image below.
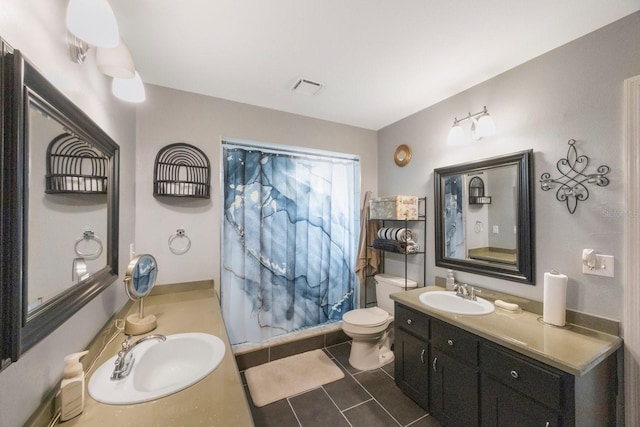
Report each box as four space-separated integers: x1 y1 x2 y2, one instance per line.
238 341 442 427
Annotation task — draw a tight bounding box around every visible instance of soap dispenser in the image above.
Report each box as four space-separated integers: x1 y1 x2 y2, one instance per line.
58 350 89 421
446 269 455 291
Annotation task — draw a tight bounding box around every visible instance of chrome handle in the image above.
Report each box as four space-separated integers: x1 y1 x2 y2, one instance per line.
510 370 519 379
407 319 412 325
420 349 425 364
432 356 438 372
545 423 550 427
447 339 454 346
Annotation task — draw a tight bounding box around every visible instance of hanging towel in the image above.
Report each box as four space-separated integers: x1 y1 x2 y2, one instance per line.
356 191 381 286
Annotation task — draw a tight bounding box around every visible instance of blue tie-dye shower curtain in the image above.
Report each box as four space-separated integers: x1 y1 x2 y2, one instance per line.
221 143 360 345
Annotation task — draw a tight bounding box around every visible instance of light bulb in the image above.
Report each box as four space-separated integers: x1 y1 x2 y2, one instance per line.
112 72 146 103
447 124 465 146
66 0 119 48
475 113 496 139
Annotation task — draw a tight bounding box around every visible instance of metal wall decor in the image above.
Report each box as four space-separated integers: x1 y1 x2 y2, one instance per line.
46 132 108 194
468 176 491 204
540 139 610 214
153 143 211 198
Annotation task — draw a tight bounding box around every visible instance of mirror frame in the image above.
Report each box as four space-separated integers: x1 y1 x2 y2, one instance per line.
434 150 535 284
1 48 119 364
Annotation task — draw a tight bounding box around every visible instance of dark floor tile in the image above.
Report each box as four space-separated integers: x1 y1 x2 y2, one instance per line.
288 387 350 427
244 385 300 427
236 348 269 371
270 335 325 361
381 359 394 379
322 364 372 410
354 369 427 426
405 414 443 427
325 342 360 374
343 400 400 427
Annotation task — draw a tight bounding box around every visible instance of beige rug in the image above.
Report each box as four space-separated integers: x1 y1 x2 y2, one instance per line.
245 349 344 407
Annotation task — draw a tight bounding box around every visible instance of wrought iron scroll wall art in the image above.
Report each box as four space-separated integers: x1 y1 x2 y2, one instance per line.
153 143 211 198
540 139 610 214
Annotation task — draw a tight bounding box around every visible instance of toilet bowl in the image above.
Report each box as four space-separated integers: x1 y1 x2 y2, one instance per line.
342 274 417 370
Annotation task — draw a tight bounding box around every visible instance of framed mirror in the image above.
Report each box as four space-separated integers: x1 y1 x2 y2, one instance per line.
434 150 534 284
1 48 119 364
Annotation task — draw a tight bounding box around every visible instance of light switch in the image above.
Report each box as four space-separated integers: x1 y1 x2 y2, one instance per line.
492 225 499 234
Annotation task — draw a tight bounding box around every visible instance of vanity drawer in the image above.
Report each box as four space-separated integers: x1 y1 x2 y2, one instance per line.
395 304 430 341
480 343 564 410
431 319 479 366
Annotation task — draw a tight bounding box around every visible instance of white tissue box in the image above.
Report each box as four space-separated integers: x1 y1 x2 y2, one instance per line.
370 195 418 220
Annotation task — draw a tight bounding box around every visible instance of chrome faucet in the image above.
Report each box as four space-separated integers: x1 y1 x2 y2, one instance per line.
454 283 481 301
111 334 166 380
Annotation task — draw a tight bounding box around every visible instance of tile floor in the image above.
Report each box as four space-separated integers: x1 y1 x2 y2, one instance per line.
241 342 442 427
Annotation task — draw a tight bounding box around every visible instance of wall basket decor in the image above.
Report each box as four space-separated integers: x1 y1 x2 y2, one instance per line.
45 132 108 194
153 143 211 198
540 139 610 214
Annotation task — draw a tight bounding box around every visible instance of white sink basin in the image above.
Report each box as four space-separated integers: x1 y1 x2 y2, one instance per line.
88 332 226 405
419 291 495 316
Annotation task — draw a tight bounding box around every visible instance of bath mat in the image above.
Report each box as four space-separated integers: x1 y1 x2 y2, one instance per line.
245 349 344 407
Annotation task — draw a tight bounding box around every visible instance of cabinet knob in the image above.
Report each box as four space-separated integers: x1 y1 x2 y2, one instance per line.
510 370 519 379
447 339 454 346
407 319 412 325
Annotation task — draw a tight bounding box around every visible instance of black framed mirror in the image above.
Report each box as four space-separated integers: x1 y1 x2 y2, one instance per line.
1 47 119 365
434 150 534 284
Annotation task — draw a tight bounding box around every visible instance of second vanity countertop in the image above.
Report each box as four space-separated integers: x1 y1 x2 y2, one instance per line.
61 283 254 427
391 286 622 377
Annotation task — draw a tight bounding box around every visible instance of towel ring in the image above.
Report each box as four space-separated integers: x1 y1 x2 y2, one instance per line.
74 230 103 260
169 229 191 255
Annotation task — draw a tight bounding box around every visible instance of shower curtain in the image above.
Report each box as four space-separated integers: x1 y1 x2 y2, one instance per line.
221 143 360 345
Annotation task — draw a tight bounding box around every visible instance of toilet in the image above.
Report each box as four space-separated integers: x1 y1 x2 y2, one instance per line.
342 274 418 370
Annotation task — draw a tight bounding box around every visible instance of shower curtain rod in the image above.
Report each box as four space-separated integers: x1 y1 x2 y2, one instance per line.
222 140 360 163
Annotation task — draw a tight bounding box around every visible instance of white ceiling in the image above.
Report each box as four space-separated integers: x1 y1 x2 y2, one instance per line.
109 0 640 130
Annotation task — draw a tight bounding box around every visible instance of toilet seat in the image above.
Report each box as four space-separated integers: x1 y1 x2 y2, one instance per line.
343 307 389 327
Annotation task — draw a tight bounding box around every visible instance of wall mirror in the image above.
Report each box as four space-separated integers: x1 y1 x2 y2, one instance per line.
434 150 534 284
1 47 119 366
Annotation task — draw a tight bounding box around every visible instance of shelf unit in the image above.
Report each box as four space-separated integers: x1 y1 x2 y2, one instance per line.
365 196 426 307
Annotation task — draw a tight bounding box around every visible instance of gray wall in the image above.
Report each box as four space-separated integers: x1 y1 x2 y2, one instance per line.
378 11 640 320
133 85 378 295
0 2 136 426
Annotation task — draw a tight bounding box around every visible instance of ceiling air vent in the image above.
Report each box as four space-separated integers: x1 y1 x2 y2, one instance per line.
291 78 324 96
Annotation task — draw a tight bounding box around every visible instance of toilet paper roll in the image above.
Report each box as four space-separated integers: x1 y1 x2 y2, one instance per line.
543 271 568 326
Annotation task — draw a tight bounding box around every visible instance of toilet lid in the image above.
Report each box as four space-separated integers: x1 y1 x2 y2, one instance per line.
343 307 389 327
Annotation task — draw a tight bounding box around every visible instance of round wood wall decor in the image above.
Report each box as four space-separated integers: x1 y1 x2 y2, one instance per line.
394 144 412 167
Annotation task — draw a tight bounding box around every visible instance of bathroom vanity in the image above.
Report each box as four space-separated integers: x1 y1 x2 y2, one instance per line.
391 287 622 427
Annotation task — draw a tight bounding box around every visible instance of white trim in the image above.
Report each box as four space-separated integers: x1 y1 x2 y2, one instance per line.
623 74 640 427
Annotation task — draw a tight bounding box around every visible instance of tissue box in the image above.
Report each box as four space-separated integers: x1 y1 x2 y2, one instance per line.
370 195 418 220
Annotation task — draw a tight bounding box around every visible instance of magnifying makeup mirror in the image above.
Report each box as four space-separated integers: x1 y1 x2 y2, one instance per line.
123 254 158 335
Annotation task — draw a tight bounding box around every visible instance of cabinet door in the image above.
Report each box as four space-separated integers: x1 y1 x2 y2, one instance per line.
430 348 479 427
481 375 561 427
394 329 429 409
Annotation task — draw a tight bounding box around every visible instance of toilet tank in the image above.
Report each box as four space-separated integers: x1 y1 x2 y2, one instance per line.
375 274 417 314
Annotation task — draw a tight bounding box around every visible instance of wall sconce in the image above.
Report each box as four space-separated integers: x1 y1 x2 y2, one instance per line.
447 106 496 145
540 139 610 214
65 0 145 102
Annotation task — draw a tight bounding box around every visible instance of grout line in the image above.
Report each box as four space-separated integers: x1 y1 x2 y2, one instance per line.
380 364 395 381
320 385 354 427
340 397 374 412
285 397 303 427
349 371 402 427
405 414 431 427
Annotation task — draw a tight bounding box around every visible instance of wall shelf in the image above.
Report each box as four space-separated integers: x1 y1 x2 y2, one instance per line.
153 143 211 198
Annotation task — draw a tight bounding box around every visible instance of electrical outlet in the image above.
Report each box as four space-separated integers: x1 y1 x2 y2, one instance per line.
582 254 614 277
492 225 499 234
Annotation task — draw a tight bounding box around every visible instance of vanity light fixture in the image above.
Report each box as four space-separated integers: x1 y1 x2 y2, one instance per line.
447 106 496 145
66 0 119 48
96 39 135 78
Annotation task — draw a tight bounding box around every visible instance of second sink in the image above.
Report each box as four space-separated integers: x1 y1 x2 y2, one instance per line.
88 332 226 405
419 291 495 316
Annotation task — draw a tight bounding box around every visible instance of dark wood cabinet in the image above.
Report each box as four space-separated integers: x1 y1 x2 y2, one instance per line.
395 329 429 409
393 301 618 427
481 375 561 427
430 348 479 427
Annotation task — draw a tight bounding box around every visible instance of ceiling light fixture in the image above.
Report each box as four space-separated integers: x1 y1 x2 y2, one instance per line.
447 106 496 145
66 0 119 48
112 71 146 103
